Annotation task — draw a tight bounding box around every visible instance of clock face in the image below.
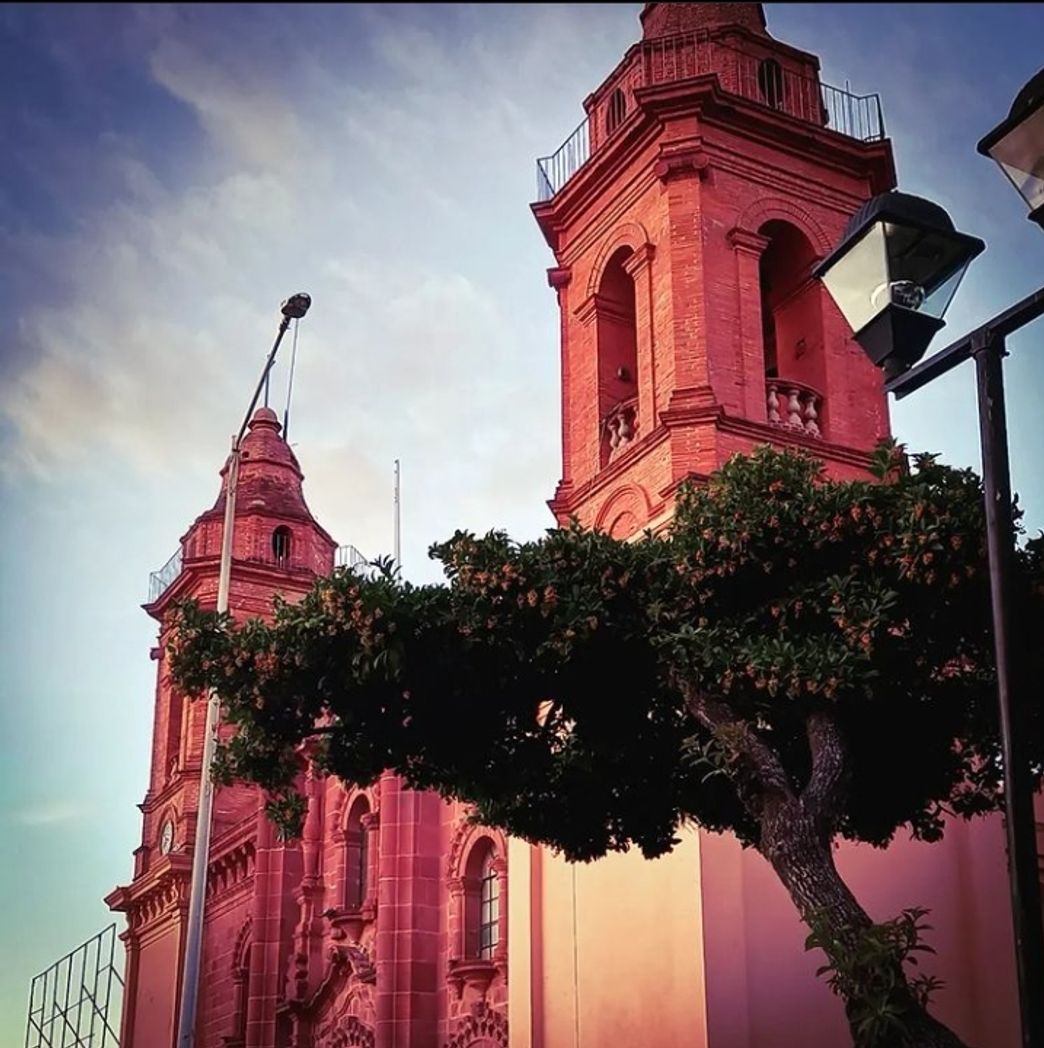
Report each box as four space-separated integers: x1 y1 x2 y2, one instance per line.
159 820 175 855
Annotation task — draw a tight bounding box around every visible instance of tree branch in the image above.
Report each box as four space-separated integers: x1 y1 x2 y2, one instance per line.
681 683 796 811
802 710 847 828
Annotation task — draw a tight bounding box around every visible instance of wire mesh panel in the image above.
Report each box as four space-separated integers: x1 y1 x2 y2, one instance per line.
25 924 123 1048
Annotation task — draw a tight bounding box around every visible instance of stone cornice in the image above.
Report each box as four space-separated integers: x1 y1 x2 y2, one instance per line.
726 227 771 255
547 266 571 291
653 140 711 184
716 413 876 469
106 854 192 933
549 426 671 523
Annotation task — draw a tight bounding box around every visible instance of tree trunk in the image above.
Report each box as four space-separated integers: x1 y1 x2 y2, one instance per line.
760 798 972 1048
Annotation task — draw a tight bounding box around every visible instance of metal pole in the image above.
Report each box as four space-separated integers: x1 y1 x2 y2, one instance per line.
174 294 308 1048
174 442 239 1048
972 333 1044 1048
394 458 401 572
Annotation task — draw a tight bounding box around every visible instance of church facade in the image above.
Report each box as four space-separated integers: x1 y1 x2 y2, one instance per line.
107 5 1029 1047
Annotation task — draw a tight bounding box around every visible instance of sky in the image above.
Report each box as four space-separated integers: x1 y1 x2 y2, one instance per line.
1 2 1042 1038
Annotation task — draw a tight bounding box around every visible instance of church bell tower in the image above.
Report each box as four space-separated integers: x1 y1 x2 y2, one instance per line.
534 2 897 538
106 406 338 1048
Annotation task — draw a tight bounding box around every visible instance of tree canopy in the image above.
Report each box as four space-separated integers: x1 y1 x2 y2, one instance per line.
170 442 1042 859
170 441 1044 1046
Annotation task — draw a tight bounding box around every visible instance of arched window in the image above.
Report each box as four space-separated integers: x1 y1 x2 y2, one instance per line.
758 220 826 436
272 526 292 566
229 924 252 1047
345 795 370 909
478 853 499 959
464 838 500 960
606 88 626 135
758 58 785 110
596 247 638 466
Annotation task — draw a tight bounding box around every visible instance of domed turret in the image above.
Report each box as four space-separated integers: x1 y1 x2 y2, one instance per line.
209 406 313 521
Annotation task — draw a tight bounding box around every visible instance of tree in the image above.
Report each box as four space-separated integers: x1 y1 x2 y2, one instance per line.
170 443 1043 1048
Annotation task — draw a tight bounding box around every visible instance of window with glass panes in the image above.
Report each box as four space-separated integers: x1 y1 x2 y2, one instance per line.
346 798 369 909
478 855 499 959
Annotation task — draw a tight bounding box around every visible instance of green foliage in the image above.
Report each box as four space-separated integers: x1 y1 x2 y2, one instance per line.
805 907 945 1046
168 442 1043 859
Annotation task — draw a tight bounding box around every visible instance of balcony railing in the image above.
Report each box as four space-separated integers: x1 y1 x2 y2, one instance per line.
766 377 823 439
146 543 374 603
148 546 184 603
335 544 369 572
536 35 884 201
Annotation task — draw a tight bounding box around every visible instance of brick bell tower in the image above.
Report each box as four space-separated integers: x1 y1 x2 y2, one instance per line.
534 1 897 538
106 406 337 1048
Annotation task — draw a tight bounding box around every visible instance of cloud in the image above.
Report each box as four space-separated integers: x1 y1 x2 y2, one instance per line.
0 4 645 585
7 799 90 827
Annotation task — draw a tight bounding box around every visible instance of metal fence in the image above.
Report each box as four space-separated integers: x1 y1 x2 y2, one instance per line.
536 36 884 202
335 543 371 572
147 545 183 603
25 924 123 1048
536 118 591 203
146 542 378 603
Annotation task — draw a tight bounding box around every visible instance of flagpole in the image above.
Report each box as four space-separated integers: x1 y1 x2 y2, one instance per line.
174 292 311 1048
394 458 401 572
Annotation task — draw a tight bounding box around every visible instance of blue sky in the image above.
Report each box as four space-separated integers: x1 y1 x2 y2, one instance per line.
1 3 1042 1038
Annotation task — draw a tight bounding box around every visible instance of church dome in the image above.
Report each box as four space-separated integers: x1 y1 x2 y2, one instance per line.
208 406 314 521
640 3 768 39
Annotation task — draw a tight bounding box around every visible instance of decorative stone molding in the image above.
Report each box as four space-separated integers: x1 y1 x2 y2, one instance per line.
112 856 192 933
445 1005 509 1048
324 904 376 945
318 1015 375 1048
332 785 379 832
206 838 256 902
585 220 653 298
621 242 655 276
592 482 655 537
733 196 833 255
447 958 499 1002
546 266 571 291
446 818 507 882
654 143 708 184
726 227 771 255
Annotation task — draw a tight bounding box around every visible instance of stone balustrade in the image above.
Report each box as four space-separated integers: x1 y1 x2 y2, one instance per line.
766 378 823 439
603 397 639 462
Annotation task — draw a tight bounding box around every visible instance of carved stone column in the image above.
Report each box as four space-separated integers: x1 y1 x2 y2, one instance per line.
727 227 771 422
622 243 657 442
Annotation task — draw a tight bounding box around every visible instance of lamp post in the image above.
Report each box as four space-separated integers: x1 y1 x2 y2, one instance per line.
978 67 1044 230
816 182 1044 1046
175 292 312 1048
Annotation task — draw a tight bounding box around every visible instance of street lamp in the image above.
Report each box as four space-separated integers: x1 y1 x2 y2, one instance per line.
817 184 1044 1048
978 67 1044 229
175 292 312 1048
815 191 984 380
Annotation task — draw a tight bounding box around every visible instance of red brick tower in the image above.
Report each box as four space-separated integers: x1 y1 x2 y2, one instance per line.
106 406 511 1048
106 407 337 1048
535 1 897 537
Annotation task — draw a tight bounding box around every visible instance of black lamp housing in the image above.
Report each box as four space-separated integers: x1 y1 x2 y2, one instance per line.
814 192 984 380
978 67 1044 229
281 292 312 319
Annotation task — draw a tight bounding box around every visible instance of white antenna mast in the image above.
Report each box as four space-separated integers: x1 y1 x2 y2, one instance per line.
394 458 402 573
